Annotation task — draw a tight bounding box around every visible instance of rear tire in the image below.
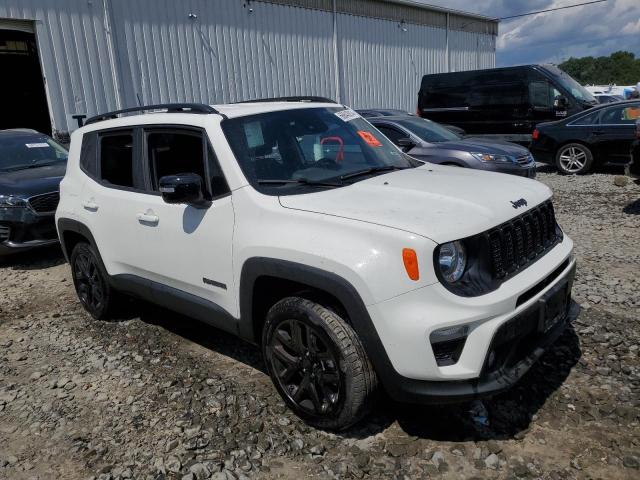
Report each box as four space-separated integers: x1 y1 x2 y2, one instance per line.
70 242 120 320
555 143 594 174
262 297 377 430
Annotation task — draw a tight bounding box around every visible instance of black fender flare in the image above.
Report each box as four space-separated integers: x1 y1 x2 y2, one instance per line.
56 218 99 261
238 257 400 388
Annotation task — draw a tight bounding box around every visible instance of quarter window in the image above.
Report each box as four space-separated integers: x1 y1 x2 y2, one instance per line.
572 111 600 126
100 132 135 188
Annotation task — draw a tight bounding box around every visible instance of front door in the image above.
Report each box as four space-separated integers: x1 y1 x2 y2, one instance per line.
134 127 236 317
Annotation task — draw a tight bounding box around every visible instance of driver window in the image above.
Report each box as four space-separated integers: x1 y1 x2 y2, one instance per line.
147 131 206 191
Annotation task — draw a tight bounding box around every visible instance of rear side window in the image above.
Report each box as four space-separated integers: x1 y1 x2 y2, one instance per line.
469 83 526 108
100 133 134 188
79 132 98 177
601 104 640 124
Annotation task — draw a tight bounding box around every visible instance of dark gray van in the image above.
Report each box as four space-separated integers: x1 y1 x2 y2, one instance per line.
417 64 598 143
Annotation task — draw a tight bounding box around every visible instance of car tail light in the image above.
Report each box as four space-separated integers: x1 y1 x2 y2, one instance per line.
532 129 540 140
416 104 422 117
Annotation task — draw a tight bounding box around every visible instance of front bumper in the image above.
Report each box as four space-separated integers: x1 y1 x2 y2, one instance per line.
0 207 59 255
366 237 575 403
480 161 537 178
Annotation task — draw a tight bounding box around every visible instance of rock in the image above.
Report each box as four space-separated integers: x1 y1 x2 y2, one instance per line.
165 456 182 473
614 176 629 187
484 453 500 470
623 455 639 469
189 463 211 479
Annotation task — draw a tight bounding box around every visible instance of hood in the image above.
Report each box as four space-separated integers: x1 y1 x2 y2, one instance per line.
434 138 529 157
0 163 66 197
279 165 551 244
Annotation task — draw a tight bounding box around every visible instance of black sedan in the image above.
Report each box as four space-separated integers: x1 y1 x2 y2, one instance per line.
368 115 536 177
0 129 67 255
530 100 640 174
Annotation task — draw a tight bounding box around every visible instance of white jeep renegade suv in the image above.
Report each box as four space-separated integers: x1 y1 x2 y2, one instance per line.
56 99 575 430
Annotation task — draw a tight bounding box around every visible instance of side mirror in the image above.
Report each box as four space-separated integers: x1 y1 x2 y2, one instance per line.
397 137 416 151
159 173 206 205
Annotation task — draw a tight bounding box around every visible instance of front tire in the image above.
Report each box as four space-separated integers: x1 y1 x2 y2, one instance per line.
70 242 119 320
555 143 594 174
262 297 378 430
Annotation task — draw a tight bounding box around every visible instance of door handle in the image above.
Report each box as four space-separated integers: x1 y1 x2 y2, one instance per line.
82 200 99 211
136 212 159 225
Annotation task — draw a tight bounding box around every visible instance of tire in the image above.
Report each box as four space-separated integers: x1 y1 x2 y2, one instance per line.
262 297 378 430
70 242 120 320
555 143 594 174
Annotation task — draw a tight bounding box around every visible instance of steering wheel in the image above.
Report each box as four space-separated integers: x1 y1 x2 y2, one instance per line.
314 157 341 170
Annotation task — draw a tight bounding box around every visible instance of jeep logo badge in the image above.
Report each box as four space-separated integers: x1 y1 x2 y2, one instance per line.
510 198 528 209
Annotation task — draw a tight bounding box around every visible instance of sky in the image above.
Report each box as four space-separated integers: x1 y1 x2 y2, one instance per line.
421 0 640 66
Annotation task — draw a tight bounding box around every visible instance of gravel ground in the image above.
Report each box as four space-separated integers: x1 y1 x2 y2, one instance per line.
1 169 639 480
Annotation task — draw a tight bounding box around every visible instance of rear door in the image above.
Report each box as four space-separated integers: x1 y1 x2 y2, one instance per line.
79 128 152 276
591 103 639 163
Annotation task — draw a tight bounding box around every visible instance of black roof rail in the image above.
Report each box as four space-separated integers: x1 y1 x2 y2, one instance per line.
234 96 337 104
84 103 220 126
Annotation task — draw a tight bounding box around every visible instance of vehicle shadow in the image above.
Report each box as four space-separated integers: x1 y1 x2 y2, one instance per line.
623 198 640 215
133 301 266 374
389 325 581 442
124 299 581 442
0 244 66 270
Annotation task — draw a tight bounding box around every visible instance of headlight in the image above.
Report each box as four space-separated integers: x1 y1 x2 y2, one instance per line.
470 152 513 163
0 195 27 208
438 240 467 283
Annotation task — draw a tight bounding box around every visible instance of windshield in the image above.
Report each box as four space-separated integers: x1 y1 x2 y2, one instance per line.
0 133 68 172
546 66 597 104
222 107 415 194
396 117 460 143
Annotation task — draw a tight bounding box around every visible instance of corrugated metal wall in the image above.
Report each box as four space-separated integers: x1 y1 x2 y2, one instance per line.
0 0 496 135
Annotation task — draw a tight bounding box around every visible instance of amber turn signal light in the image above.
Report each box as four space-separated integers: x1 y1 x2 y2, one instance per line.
402 248 419 281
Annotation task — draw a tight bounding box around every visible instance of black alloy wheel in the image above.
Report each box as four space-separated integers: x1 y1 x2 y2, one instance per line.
73 250 105 312
70 242 119 320
262 297 378 430
267 318 343 417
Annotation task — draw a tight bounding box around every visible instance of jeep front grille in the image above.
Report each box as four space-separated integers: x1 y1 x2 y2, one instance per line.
0 225 9 242
28 192 60 214
487 200 561 280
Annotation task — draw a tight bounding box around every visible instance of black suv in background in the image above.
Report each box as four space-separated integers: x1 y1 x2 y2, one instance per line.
417 64 598 143
0 129 67 255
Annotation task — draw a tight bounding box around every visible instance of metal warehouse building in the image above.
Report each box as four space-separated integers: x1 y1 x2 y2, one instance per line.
0 0 497 139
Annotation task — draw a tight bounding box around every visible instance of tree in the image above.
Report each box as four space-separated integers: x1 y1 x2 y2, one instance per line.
559 51 640 85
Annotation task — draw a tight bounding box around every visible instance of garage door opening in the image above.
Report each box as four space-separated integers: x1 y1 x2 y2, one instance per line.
0 27 51 135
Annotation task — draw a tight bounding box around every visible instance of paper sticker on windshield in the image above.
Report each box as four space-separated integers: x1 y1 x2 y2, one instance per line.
25 143 50 148
357 131 382 147
335 109 360 122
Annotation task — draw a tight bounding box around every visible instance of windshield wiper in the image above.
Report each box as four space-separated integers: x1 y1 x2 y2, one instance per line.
2 162 60 172
257 178 343 187
340 165 406 181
